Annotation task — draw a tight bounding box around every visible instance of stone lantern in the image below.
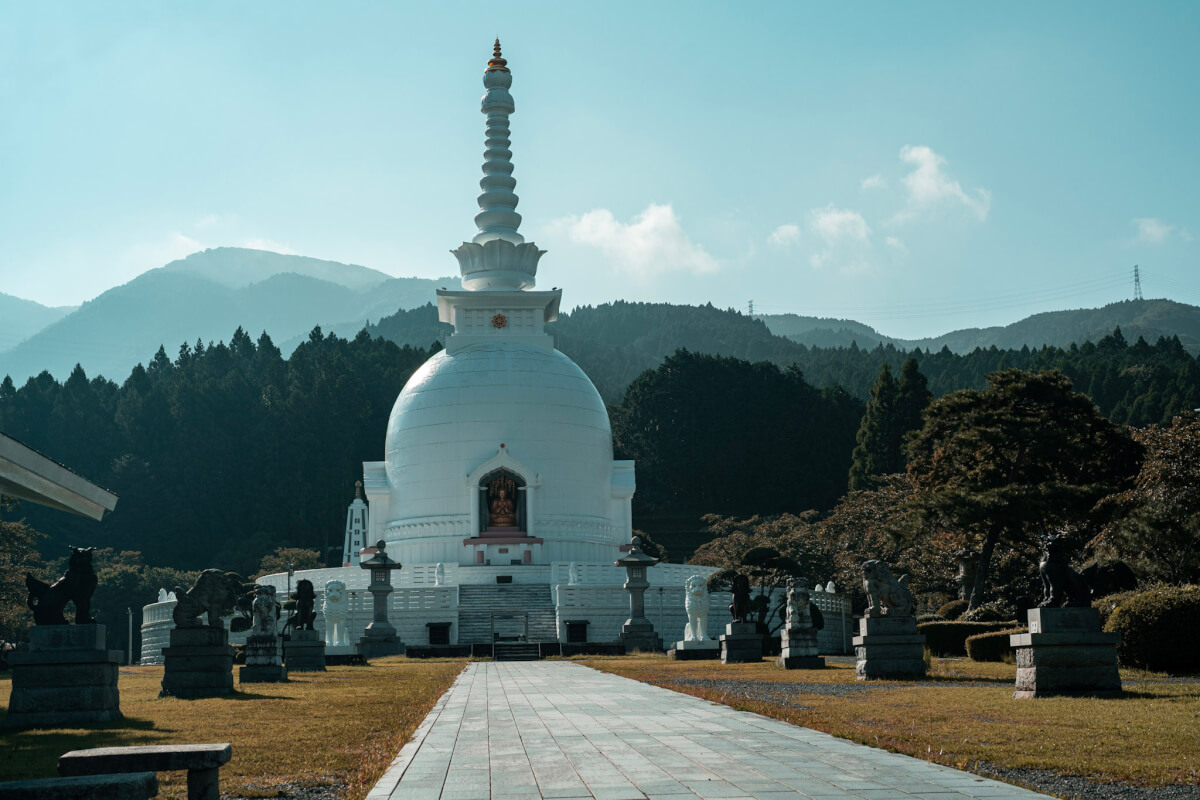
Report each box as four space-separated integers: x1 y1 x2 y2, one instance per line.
614 537 663 652
358 540 405 658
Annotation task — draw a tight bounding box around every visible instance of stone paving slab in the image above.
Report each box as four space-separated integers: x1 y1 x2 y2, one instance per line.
368 662 1051 800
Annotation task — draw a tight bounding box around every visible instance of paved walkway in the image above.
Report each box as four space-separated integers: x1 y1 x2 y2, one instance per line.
368 662 1050 800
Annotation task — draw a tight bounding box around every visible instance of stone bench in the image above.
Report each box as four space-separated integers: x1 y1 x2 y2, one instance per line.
58 743 231 800
0 771 157 799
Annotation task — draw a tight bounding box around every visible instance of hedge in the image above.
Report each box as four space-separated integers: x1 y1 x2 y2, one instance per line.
965 627 1027 662
935 600 969 620
917 620 1021 657
1104 585 1200 674
1093 590 1141 628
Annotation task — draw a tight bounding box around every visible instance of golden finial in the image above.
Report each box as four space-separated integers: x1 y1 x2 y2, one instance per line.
354 480 363 500
487 38 509 73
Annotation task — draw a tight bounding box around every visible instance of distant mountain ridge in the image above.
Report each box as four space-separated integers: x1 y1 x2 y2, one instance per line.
366 299 1200 429
0 293 76 353
0 248 452 384
759 299 1200 355
161 247 393 291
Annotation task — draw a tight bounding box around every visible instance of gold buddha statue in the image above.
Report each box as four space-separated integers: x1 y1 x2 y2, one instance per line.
489 488 516 527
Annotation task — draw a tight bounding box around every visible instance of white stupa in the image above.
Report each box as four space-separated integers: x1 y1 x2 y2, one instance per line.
365 40 633 568
244 43 721 650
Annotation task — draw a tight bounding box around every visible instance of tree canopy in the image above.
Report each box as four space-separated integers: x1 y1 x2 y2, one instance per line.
904 369 1143 608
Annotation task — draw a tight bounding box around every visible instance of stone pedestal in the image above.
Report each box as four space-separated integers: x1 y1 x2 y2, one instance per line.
160 626 235 699
669 639 720 660
619 618 664 653
283 630 327 671
1010 607 1121 699
854 615 925 680
358 631 405 659
777 625 825 669
240 633 287 683
3 624 122 729
719 622 763 663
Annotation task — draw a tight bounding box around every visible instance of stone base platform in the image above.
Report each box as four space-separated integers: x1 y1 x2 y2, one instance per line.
720 622 763 663
854 615 926 680
1011 606 1121 699
359 635 405 659
160 626 235 699
240 664 288 683
778 626 825 669
242 633 286 683
3 624 122 729
620 618 664 653
669 640 720 660
283 630 327 671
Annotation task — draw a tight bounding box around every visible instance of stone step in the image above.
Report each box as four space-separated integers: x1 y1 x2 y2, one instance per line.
494 643 542 661
457 585 557 644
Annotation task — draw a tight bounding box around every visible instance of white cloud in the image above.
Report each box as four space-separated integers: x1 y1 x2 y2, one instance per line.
894 145 990 222
241 238 297 255
551 203 718 275
1133 217 1191 244
861 174 887 190
811 206 870 244
195 214 220 229
808 205 872 272
124 232 207 271
768 223 801 247
885 236 908 254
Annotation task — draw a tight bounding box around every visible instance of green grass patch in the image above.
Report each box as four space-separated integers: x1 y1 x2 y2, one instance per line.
0 657 465 799
580 654 1200 787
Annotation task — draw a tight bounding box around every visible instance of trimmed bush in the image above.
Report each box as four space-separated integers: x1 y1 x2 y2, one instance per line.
1092 589 1141 628
936 600 969 620
961 600 1018 622
965 627 1027 662
916 614 947 624
1104 585 1200 674
918 621 1020 657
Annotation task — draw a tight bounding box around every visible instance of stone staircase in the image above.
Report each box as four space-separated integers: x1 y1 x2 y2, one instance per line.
494 643 542 661
457 584 558 644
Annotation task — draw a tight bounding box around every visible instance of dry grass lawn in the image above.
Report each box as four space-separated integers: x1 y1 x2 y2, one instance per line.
581 654 1200 788
0 657 465 799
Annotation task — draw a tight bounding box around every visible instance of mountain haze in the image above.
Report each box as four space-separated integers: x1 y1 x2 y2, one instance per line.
0 293 76 353
760 299 1200 355
0 248 451 384
161 247 393 291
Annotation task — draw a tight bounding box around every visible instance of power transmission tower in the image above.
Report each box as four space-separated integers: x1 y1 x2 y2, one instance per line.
748 300 754 316
1133 265 1143 301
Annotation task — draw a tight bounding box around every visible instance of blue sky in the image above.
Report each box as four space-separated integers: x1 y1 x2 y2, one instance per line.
1 2 1197 338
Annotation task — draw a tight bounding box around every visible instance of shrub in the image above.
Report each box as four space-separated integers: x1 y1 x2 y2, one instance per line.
1104 585 1200 674
918 621 1020 657
1092 589 1141 628
936 600 969 620
961 600 1018 622
965 627 1027 662
916 614 947 624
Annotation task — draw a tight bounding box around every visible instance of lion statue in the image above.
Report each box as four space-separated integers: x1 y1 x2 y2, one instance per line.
288 579 317 631
862 560 914 618
323 580 350 647
173 569 244 628
251 585 279 635
1038 534 1092 608
785 578 810 630
728 573 752 624
682 574 710 642
26 546 98 626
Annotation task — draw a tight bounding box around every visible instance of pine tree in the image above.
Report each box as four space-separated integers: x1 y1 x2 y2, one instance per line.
848 363 899 491
895 357 932 447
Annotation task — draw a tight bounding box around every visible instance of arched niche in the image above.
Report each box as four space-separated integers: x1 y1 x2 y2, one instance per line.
465 445 541 535
479 468 526 531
